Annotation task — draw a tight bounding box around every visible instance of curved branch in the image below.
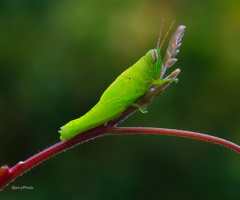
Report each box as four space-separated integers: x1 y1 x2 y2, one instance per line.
1 126 240 190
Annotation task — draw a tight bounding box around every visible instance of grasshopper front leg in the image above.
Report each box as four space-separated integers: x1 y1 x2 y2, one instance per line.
152 78 178 85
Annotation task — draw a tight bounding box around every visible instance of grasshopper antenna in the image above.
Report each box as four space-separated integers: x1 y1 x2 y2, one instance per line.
156 18 165 50
159 20 175 51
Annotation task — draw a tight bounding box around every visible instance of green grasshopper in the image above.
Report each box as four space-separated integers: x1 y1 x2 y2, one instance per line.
59 21 185 140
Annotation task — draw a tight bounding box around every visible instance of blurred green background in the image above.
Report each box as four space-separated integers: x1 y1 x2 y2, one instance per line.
1 0 240 199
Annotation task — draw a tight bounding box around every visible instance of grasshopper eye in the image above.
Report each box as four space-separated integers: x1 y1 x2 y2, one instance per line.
151 50 158 62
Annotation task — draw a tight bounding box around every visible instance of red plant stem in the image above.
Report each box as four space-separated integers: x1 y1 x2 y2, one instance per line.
109 127 240 153
1 126 240 190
